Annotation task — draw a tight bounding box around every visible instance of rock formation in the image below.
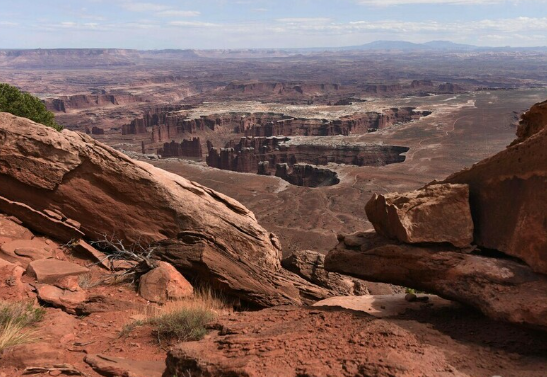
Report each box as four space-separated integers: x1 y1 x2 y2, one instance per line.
274 163 340 187
206 136 409 186
158 137 203 158
44 93 143 112
164 306 470 377
444 99 547 274
282 249 397 295
365 184 473 248
325 232 547 329
0 112 329 307
325 99 547 328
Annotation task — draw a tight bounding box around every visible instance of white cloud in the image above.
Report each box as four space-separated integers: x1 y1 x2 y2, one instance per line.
169 21 219 28
121 2 170 12
0 21 18 27
156 10 200 17
276 18 332 23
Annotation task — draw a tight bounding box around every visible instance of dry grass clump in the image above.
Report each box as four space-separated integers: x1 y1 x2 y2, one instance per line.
122 286 230 344
0 301 45 352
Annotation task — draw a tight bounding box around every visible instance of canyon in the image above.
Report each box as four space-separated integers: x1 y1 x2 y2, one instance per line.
1 46 547 377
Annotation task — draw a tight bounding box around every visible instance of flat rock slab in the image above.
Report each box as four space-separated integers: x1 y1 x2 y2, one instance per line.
0 215 33 240
36 284 87 314
26 259 89 284
1 342 65 368
1 238 53 266
85 354 165 377
165 306 469 377
314 294 455 318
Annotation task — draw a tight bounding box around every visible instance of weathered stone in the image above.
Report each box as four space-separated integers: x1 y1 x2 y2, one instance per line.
26 259 89 284
365 183 473 248
139 261 193 303
1 238 52 266
1 343 65 368
0 195 84 243
325 232 547 329
0 113 327 307
71 239 111 269
445 102 547 274
85 354 165 377
36 284 87 314
0 215 33 240
0 258 31 300
282 249 397 296
165 306 469 377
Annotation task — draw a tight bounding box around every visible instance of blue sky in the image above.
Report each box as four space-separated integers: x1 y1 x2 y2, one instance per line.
0 0 546 49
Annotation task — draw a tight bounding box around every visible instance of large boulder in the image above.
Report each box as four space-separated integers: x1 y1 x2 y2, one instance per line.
365 183 473 248
444 101 547 274
0 113 327 307
138 261 193 303
282 248 398 295
325 232 547 329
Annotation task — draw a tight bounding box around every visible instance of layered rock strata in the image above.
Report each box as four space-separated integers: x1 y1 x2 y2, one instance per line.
0 112 329 307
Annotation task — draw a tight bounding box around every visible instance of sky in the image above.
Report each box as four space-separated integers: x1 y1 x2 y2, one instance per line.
0 0 547 49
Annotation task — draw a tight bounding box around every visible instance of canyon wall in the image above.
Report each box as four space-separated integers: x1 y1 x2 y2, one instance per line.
140 107 430 143
45 94 144 112
158 137 203 158
206 136 409 186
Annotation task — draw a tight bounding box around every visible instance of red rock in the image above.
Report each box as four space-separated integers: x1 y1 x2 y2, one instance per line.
84 354 165 377
445 100 547 273
71 239 111 269
165 306 468 377
0 215 33 239
36 284 87 314
0 258 31 300
365 183 473 248
1 342 65 368
0 238 52 266
0 113 327 307
138 261 193 303
0 195 84 243
26 259 89 284
324 232 547 329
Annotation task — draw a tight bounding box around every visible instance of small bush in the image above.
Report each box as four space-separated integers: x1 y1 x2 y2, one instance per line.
121 286 229 344
0 301 44 352
0 301 45 327
0 83 63 131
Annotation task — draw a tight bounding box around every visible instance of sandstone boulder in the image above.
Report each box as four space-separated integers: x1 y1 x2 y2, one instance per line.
1 342 65 368
139 261 193 303
325 232 547 329
445 101 547 274
0 238 53 266
36 284 87 314
0 113 327 307
282 248 397 295
365 183 473 248
26 259 89 284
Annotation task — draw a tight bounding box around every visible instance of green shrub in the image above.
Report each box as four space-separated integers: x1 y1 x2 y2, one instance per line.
0 83 63 131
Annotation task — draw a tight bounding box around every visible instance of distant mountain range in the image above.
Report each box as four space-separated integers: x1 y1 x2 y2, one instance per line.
330 40 547 52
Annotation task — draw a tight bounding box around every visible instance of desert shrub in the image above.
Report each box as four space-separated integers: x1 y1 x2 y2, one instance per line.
0 301 45 352
149 306 214 342
0 83 63 131
0 301 45 327
121 286 229 343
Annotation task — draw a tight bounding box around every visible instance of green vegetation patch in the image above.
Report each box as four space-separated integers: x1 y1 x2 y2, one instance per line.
0 83 63 131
